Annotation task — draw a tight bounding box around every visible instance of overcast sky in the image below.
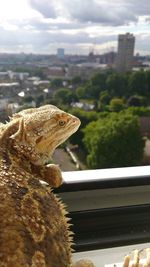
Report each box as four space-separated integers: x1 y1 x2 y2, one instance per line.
0 0 149 55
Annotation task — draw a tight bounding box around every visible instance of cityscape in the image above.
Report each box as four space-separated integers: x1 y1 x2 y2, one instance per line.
0 0 149 171
0 31 149 171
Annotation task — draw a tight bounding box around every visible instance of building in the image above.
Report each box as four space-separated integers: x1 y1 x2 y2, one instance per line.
0 82 20 99
99 51 117 66
57 48 65 59
116 33 135 72
67 63 108 80
44 67 66 79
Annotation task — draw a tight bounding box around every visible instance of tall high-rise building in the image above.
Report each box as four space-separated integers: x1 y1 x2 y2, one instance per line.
116 33 135 72
57 48 65 59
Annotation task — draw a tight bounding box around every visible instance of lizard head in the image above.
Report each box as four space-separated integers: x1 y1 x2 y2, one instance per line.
8 105 81 165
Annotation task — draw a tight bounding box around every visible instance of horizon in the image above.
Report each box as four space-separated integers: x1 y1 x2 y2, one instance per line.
0 51 149 57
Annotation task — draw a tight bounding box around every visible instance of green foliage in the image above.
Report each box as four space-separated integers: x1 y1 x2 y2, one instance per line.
98 111 110 119
100 90 111 106
32 68 46 79
73 70 150 105
127 95 148 107
106 73 127 97
53 88 77 105
83 113 144 169
71 76 82 85
24 95 34 103
68 108 99 146
77 72 108 100
123 106 150 117
70 108 99 127
36 94 44 106
84 83 100 99
14 67 46 79
109 98 125 112
51 78 63 88
76 86 86 99
128 70 147 96
145 70 150 92
91 72 107 90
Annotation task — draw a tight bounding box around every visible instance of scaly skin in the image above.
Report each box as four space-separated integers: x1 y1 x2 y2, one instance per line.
121 248 150 267
0 105 90 267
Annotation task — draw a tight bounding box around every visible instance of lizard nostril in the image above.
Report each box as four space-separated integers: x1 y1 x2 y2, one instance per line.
73 118 81 125
73 117 79 123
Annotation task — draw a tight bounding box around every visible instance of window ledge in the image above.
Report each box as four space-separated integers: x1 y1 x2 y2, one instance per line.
56 166 150 192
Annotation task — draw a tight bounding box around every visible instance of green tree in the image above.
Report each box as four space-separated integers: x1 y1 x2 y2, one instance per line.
100 90 111 106
76 86 86 99
109 98 125 112
36 94 44 106
122 106 150 117
72 76 82 86
127 95 148 107
145 70 150 94
24 95 34 103
53 88 77 105
84 72 108 99
69 109 99 146
91 72 107 90
106 73 127 97
128 70 147 96
83 113 144 169
84 82 100 99
51 78 63 88
32 68 46 79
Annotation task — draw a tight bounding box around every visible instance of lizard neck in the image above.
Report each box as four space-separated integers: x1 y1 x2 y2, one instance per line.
0 142 58 187
0 125 33 174
0 142 32 173
0 134 49 182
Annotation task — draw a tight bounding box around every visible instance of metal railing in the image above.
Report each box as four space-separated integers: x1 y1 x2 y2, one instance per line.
54 166 150 252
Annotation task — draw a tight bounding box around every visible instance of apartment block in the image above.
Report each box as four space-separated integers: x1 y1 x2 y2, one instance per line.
116 33 135 72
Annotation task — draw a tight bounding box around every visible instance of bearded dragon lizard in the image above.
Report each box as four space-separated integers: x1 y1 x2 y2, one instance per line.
0 104 95 267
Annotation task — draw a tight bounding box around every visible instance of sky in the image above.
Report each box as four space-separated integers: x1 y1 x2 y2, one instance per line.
0 0 149 55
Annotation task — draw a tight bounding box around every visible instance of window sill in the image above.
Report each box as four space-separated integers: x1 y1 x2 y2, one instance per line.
53 166 150 252
56 166 150 192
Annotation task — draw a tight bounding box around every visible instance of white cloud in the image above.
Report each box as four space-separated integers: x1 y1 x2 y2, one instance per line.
0 0 39 20
28 0 57 18
28 0 150 25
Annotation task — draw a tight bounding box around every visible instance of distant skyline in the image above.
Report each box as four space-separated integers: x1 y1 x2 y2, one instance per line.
0 0 149 55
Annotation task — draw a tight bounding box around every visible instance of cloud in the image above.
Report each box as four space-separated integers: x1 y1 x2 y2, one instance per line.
145 17 150 23
0 24 149 55
17 0 150 34
0 0 149 55
62 0 136 26
129 0 150 16
28 0 57 18
0 23 117 54
24 19 86 31
28 0 150 26
135 33 150 53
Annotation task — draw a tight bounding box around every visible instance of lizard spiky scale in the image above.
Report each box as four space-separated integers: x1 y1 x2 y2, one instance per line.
0 155 73 267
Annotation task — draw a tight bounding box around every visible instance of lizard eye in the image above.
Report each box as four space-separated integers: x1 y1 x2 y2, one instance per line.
59 120 66 126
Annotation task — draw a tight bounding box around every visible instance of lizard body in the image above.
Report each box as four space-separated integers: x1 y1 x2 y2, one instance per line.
0 105 93 267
